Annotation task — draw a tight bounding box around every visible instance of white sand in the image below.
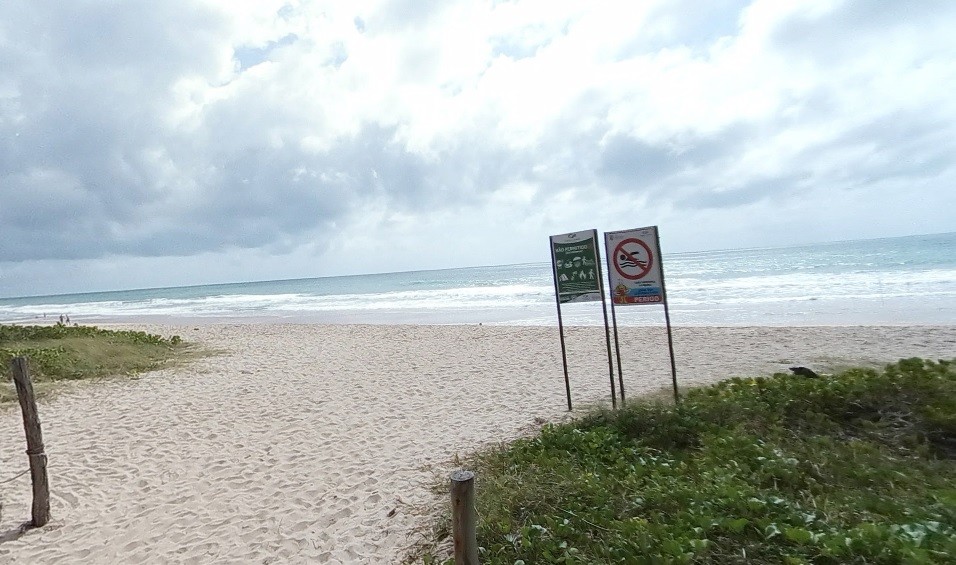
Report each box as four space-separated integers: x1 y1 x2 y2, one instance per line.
1 324 954 563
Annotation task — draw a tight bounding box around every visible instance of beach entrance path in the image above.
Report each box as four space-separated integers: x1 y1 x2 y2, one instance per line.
1 324 954 563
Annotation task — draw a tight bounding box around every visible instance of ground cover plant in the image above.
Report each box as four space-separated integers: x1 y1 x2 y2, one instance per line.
1 324 188 403
422 358 956 564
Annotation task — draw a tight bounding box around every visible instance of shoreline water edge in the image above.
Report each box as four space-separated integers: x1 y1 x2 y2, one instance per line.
2 232 955 327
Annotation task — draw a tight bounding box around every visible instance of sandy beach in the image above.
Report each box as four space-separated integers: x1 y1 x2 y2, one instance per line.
1 323 954 563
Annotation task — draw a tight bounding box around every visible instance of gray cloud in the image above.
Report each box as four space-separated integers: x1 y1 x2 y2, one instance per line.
1 0 229 261
1 0 953 284
600 136 685 185
770 0 956 62
677 172 811 210
598 123 757 192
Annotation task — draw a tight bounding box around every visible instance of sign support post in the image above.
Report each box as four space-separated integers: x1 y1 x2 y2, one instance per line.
604 226 679 404
595 244 617 410
549 229 616 410
550 254 573 411
656 229 679 403
608 288 626 406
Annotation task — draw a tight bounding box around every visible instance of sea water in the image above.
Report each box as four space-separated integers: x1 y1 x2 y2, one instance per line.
1 232 953 326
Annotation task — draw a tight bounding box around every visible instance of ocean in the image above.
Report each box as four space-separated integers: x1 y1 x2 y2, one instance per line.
1 232 954 326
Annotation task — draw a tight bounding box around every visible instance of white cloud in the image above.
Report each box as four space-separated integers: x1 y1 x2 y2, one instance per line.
1 0 955 296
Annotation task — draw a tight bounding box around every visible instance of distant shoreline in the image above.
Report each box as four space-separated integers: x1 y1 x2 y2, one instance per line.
3 232 953 326
4 309 956 328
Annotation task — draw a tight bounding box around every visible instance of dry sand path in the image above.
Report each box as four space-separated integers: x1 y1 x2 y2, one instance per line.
1 324 954 563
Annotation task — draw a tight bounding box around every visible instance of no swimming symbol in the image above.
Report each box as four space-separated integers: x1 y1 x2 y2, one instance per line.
613 238 653 280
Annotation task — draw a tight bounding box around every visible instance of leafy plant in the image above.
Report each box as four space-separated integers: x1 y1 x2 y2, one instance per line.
1 324 191 402
416 358 956 564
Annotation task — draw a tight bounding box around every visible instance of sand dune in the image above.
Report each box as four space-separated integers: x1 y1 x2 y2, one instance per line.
2 324 954 563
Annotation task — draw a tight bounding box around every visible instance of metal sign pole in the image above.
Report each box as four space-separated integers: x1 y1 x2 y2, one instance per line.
593 229 617 409
604 234 625 405
609 298 625 406
663 302 678 403
556 302 573 411
550 243 573 411
656 228 679 403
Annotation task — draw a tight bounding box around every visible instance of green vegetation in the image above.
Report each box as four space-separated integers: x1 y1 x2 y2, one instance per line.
1 324 190 403
422 358 956 564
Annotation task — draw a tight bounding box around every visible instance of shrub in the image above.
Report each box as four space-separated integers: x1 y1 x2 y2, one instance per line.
420 358 956 564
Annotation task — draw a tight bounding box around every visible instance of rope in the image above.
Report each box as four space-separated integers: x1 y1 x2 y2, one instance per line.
0 469 29 484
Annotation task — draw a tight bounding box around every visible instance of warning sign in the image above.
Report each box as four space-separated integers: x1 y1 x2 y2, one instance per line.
605 226 665 306
550 229 603 304
613 238 654 280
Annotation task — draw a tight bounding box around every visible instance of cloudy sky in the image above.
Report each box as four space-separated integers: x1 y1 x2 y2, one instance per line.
1 0 954 297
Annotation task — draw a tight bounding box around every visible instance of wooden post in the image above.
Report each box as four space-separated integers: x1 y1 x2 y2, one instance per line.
450 470 478 565
11 357 50 527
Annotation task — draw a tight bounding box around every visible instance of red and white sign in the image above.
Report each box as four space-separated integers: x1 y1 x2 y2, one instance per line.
612 238 654 280
605 226 666 306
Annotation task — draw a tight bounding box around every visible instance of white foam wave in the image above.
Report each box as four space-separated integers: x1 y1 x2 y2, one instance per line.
0 284 555 320
668 268 956 305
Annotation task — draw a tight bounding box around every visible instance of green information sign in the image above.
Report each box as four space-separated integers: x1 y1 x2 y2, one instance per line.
550 229 602 304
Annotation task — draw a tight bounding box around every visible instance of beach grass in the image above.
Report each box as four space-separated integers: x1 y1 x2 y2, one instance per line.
419 358 956 564
0 324 193 404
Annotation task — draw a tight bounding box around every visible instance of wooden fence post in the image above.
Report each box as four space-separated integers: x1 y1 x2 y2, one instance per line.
451 470 478 565
11 357 50 527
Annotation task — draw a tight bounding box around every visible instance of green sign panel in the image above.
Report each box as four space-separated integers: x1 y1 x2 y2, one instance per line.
550 229 603 304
